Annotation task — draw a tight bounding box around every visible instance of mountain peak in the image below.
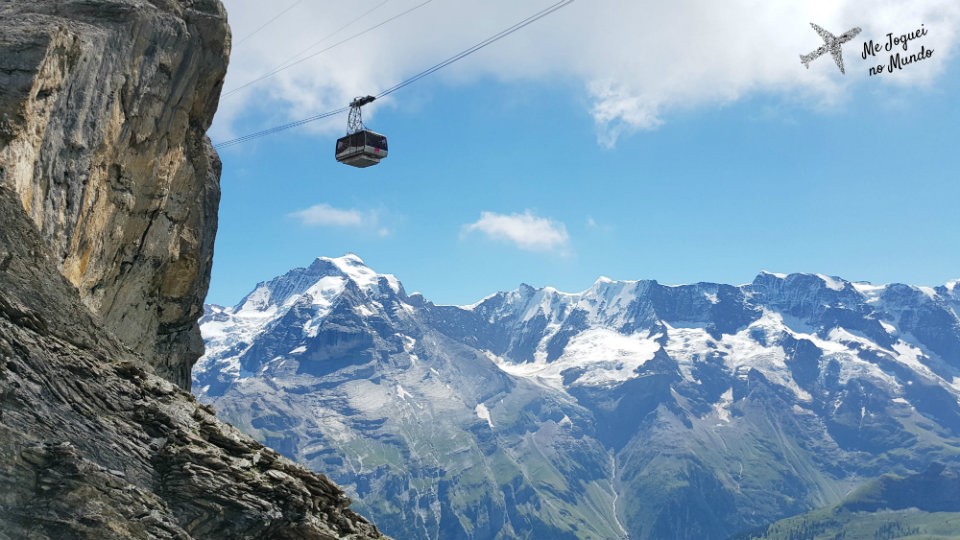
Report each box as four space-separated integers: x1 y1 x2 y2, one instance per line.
312 253 401 296
319 252 365 264
312 253 368 272
753 270 850 291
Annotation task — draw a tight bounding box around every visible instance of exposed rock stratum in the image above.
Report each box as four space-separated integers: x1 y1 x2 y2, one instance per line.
1 0 224 389
0 1 383 538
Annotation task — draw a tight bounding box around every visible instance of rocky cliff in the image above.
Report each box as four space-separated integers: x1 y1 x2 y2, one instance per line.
0 1 384 538
0 0 225 389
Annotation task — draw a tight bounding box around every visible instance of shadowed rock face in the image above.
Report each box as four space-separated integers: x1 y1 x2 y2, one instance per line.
0 0 227 389
0 1 386 537
0 188 383 539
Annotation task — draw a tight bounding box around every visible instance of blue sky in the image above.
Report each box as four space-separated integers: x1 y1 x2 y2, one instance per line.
207 0 960 306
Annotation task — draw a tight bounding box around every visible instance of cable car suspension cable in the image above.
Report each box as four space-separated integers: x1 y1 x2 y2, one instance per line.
264 0 394 73
214 107 350 149
213 0 575 149
233 0 305 48
222 0 428 98
375 0 573 99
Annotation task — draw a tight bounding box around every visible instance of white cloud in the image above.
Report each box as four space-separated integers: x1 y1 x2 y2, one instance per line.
213 0 960 145
290 203 387 234
463 211 569 253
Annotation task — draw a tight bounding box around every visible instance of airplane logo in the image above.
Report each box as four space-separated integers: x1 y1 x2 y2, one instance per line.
800 23 862 74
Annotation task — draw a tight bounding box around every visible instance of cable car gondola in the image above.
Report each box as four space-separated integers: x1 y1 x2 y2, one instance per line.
335 96 388 168
335 129 388 168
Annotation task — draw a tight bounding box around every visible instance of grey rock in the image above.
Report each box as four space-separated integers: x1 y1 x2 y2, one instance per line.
0 0 225 389
0 0 387 537
0 184 385 539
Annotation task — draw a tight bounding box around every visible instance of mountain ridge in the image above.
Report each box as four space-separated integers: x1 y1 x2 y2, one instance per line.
195 254 960 540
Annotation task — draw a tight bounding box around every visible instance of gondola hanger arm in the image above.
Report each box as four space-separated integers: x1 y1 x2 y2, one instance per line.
351 96 377 108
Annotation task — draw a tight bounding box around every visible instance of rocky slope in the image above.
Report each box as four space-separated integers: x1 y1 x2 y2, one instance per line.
195 256 960 540
0 1 384 538
0 189 382 539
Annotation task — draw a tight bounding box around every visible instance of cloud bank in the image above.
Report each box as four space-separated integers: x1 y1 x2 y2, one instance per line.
214 0 960 145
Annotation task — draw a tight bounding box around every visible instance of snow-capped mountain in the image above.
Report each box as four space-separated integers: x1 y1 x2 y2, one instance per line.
194 255 960 540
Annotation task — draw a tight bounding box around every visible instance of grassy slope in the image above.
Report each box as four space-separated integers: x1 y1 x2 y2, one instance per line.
734 467 960 540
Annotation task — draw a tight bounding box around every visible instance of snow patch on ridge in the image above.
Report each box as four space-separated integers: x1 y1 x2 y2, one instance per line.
489 328 661 388
323 254 401 294
297 276 346 307
719 312 814 402
523 288 576 323
891 341 937 380
817 274 845 291
662 323 715 382
714 388 734 423
397 384 413 401
199 302 279 376
475 403 494 428
663 310 900 403
459 292 499 311
852 282 886 303
916 286 937 300
201 275 349 367
777 315 901 393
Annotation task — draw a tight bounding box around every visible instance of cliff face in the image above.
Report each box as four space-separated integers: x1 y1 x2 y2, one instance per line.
0 0 225 389
0 1 385 537
0 188 382 539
